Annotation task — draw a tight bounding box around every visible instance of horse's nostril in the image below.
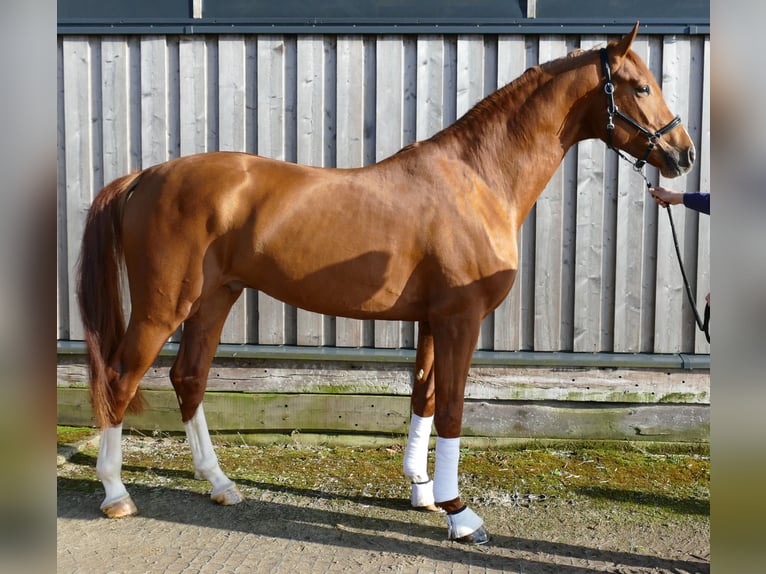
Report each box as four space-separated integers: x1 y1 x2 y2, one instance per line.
687 146 696 166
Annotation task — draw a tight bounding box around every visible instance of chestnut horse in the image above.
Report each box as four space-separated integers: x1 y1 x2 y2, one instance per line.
78 24 694 543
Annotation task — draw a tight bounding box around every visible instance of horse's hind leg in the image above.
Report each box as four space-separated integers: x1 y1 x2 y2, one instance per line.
170 285 244 506
97 321 180 518
403 321 439 511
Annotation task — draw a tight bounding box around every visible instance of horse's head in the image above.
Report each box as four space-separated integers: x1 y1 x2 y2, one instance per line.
597 23 695 178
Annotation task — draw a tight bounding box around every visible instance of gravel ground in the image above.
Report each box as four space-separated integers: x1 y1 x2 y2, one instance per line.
57 435 709 573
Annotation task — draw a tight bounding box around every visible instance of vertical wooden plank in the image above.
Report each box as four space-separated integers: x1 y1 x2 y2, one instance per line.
101 37 131 183
654 36 692 353
57 38 68 338
217 36 249 343
493 35 529 351
519 36 539 351
572 36 607 352
637 37 664 353
456 35 485 118
415 35 446 140
456 35 487 348
219 36 246 153
456 35 497 350
141 36 182 341
140 36 169 167
296 35 334 346
178 37 208 157
166 37 181 161
694 37 711 354
335 36 367 347
677 35 703 352
63 37 94 341
128 36 142 173
612 40 652 352
87 40 104 196
257 35 294 345
374 36 415 349
100 37 134 328
533 36 568 351
242 36 260 344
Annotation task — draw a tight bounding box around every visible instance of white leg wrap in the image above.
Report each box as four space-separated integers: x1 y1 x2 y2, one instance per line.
410 480 435 508
184 404 234 496
446 507 485 540
403 414 433 483
433 436 460 503
96 424 129 507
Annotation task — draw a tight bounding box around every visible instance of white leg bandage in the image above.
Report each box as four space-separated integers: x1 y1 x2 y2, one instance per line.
403 414 433 483
433 436 460 503
404 414 435 508
184 404 234 496
96 424 129 507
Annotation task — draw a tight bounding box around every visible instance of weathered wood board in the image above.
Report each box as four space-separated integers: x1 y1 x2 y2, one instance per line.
57 387 708 442
57 356 710 404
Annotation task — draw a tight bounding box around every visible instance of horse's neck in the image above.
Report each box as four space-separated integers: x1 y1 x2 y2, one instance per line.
434 58 598 228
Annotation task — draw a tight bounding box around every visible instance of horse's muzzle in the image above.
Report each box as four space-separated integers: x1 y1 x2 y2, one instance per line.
661 142 695 178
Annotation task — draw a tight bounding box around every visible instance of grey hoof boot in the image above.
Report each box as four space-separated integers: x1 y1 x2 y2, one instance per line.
446 506 489 545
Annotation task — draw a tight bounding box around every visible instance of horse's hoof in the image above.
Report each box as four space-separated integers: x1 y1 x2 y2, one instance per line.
446 506 488 544
101 495 137 519
453 525 490 545
211 484 244 506
412 503 442 513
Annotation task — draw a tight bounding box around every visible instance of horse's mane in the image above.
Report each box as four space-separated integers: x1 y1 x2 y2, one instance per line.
427 44 605 162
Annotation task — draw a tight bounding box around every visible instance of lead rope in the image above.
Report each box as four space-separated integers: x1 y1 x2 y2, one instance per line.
632 167 710 343
663 196 711 344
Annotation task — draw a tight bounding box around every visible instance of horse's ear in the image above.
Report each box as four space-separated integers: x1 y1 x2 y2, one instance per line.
614 21 640 58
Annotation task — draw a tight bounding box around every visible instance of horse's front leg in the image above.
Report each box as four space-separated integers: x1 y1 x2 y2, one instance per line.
403 322 439 511
431 314 489 544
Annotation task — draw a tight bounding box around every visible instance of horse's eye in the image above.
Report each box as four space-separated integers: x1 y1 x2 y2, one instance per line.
636 85 651 96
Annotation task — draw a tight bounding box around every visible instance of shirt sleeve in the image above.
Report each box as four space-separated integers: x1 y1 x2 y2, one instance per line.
682 192 710 215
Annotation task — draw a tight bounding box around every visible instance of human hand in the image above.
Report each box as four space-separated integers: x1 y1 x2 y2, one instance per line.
648 186 683 208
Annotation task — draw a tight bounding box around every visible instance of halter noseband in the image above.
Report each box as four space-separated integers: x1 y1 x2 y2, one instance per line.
599 48 681 170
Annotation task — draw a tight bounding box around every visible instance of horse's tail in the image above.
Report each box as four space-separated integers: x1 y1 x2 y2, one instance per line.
77 171 143 429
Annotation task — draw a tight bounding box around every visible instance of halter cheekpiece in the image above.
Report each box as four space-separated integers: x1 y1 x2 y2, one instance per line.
599 48 682 170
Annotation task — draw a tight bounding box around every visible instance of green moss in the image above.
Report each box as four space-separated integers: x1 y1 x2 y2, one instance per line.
57 425 98 447
658 392 704 403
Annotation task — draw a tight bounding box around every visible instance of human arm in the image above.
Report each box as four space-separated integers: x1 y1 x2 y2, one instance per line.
681 192 710 215
648 186 710 215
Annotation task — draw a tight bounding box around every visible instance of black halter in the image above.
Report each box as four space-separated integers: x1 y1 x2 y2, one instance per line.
599 48 682 169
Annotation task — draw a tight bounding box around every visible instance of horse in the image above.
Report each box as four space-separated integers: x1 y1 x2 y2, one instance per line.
77 23 694 544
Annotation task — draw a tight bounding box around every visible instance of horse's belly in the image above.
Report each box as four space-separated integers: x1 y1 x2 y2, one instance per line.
234 246 427 320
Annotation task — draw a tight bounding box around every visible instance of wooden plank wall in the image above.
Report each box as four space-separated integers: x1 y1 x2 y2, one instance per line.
57 355 710 441
57 32 711 355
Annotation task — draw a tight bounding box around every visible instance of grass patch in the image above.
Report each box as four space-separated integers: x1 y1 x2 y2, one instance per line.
57 426 709 521
57 425 98 447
